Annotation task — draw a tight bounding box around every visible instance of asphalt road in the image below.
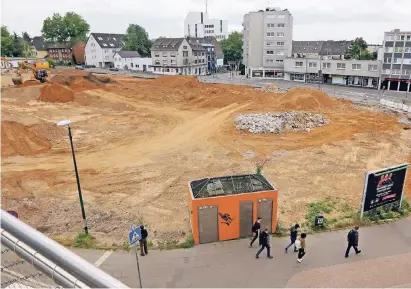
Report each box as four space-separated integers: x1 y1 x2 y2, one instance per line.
5 217 408 288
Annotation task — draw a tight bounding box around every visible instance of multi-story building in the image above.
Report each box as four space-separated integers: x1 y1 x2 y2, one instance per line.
31 36 47 59
284 58 381 88
184 12 228 40
380 29 411 92
150 38 207 75
243 7 293 79
85 33 124 67
46 44 72 64
113 51 153 72
187 38 217 73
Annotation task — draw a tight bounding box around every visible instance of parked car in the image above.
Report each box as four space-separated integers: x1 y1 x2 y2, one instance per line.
75 65 84 70
109 67 119 71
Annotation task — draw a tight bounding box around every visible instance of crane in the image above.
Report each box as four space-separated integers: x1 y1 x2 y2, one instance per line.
1 57 49 85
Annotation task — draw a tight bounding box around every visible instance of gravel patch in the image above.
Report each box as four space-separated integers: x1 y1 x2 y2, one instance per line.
235 112 330 134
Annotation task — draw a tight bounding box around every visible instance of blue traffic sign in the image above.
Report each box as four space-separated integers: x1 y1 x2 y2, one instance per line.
128 227 142 245
7 210 18 218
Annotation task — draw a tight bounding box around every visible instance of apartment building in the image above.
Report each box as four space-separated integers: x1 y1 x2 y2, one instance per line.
380 29 411 92
184 12 228 40
284 58 381 88
85 33 124 67
243 7 293 79
150 38 207 75
47 44 72 64
113 51 153 72
187 38 217 73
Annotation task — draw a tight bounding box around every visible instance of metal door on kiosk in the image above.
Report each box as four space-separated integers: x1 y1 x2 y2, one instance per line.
257 198 273 233
239 201 253 238
198 205 219 244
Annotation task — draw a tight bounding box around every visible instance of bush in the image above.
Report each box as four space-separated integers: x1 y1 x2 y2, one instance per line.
179 234 195 248
74 232 95 248
46 58 56 67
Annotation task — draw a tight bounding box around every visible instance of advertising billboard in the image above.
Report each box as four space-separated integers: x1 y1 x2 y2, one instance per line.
361 164 409 217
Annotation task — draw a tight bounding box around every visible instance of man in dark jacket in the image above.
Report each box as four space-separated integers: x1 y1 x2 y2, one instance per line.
139 225 149 256
249 217 262 248
345 226 361 258
285 223 300 253
256 227 273 259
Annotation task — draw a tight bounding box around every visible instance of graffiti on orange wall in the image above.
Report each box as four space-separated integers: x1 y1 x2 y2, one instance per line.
219 212 233 226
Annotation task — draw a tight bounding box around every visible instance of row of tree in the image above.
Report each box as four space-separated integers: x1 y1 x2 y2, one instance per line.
1 26 35 57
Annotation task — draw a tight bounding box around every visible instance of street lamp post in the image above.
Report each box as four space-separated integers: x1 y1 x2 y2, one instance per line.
57 120 88 235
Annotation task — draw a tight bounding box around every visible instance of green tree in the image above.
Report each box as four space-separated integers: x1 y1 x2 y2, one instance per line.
42 12 89 44
345 37 375 60
220 31 243 63
22 31 31 43
123 24 152 57
1 26 14 56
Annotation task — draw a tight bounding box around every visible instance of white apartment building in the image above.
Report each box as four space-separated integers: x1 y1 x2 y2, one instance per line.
85 33 125 67
113 51 153 72
243 7 293 79
184 12 228 40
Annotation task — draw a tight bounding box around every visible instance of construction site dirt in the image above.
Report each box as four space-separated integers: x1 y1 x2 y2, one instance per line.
1 68 410 246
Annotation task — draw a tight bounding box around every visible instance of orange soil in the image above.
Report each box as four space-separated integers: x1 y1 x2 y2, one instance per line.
39 83 74 103
1 121 51 157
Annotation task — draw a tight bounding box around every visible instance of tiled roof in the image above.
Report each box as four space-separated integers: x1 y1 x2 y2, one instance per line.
115 51 141 58
31 36 46 51
320 40 352 56
151 38 185 51
292 41 324 55
90 33 125 49
47 43 70 49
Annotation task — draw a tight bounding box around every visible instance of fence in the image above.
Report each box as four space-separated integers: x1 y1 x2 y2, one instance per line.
1 209 128 288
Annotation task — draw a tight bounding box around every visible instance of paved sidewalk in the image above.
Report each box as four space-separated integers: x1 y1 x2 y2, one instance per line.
73 217 411 287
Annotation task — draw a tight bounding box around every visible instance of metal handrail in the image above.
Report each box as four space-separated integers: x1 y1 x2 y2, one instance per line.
1 209 128 288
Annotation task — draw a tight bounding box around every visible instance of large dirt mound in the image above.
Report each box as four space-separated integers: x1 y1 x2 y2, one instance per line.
1 121 51 157
153 75 201 89
277 88 336 110
51 73 114 92
40 83 74 103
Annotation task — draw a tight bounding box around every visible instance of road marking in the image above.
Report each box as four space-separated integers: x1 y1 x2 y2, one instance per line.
1 267 51 288
94 251 112 267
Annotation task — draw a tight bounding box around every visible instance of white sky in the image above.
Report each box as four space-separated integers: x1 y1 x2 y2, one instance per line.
1 0 411 44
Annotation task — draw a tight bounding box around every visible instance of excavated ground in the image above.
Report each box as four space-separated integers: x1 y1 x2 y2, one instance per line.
1 68 410 245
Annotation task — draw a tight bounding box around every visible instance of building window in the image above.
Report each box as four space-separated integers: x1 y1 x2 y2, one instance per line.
266 32 275 37
155 53 160 57
383 69 391 74
163 60 168 65
384 57 391 63
266 59 274 63
266 42 274 46
295 61 303 67
155 60 160 65
385 47 393 53
171 59 176 65
277 42 284 46
277 32 284 37
98 37 103 40
266 50 274 55
276 59 283 63
277 23 285 27
267 23 275 28
162 52 167 57
309 62 317 68
368 65 378 71
400 35 405 40
337 63 346 69
194 52 197 56
131 63 133 67
170 53 176 57
110 44 114 47
395 47 404 53
103 44 107 47
194 59 198 64
183 51 188 57
323 63 331 68
352 64 361 70
407 35 411 40
276 51 284 55
202 52 204 56
183 46 187 49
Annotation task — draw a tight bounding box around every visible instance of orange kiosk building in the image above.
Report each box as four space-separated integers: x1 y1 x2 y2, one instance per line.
188 174 278 244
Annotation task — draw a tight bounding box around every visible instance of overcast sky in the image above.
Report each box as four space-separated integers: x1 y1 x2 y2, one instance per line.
2 0 411 44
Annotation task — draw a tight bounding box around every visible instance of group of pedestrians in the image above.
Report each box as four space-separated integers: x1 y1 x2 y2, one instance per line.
249 217 361 262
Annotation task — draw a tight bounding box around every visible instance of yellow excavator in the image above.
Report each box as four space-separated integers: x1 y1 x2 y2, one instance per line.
1 57 49 85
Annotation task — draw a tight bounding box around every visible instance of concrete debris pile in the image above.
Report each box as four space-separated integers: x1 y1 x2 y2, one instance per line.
235 112 330 134
256 83 288 94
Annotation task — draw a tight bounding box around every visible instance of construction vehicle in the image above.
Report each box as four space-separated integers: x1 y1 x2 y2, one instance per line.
1 57 49 85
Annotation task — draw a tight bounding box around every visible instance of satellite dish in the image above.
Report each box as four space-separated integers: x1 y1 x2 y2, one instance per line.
57 120 71 127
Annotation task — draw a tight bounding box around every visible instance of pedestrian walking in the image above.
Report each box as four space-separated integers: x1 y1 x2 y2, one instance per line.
345 226 361 258
249 217 262 248
285 223 300 253
139 225 149 256
255 227 273 259
295 233 307 263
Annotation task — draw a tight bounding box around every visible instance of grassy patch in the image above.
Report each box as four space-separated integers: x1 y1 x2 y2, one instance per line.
274 220 288 237
178 234 195 249
74 232 96 248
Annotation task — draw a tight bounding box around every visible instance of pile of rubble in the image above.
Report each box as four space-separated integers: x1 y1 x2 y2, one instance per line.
235 111 330 134
256 83 288 93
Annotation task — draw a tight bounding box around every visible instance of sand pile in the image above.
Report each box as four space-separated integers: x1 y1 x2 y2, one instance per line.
277 88 336 110
20 80 41 87
1 121 51 157
153 75 201 89
50 73 112 92
40 83 74 103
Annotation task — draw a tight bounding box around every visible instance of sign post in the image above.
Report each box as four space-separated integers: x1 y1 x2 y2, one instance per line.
129 226 143 288
360 164 409 218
